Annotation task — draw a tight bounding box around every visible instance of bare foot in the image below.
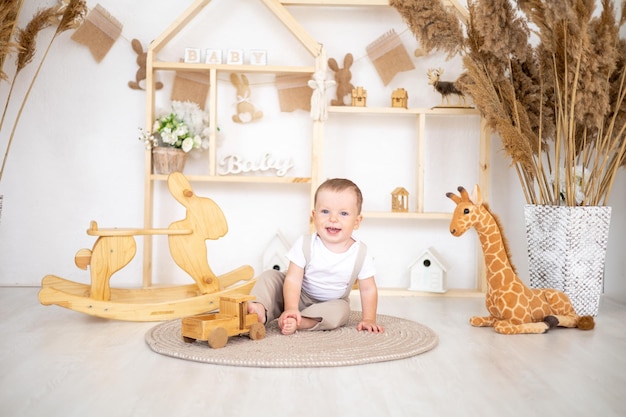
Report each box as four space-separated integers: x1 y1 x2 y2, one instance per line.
280 317 297 335
247 302 266 324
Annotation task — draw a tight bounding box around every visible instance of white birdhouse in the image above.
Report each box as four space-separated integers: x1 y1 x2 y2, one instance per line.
408 247 448 293
262 230 292 273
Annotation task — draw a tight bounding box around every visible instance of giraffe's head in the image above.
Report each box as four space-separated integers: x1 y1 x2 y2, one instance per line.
446 185 482 237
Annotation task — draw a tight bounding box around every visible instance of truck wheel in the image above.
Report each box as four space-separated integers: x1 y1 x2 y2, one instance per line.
249 322 266 340
208 327 228 348
182 336 195 343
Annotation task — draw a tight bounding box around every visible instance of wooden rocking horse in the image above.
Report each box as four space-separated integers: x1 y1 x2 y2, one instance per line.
39 172 256 321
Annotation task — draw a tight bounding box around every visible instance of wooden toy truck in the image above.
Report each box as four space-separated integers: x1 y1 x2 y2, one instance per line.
181 294 266 348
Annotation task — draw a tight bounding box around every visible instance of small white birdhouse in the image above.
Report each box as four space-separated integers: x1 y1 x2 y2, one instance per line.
262 230 292 273
408 247 448 293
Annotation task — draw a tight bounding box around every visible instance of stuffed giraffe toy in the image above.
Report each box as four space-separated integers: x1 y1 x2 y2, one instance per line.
446 185 595 334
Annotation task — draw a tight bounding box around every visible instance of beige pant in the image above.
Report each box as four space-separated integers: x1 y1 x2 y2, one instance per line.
250 269 351 331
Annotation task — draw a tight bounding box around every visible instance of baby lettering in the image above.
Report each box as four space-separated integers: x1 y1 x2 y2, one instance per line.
218 153 294 177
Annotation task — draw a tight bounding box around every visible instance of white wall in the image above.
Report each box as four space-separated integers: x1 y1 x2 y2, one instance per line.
1 0 624 304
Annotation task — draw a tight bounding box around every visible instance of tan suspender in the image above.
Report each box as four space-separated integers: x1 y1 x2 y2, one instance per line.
302 234 368 298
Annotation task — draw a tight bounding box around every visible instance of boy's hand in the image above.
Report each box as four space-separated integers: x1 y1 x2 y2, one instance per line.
357 320 384 333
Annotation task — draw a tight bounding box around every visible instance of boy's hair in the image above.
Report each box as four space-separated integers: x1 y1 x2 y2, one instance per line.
314 178 363 214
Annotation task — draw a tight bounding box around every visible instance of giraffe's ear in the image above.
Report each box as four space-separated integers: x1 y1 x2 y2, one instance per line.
469 184 482 205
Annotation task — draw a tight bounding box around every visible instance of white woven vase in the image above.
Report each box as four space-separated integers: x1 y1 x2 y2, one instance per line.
524 205 611 316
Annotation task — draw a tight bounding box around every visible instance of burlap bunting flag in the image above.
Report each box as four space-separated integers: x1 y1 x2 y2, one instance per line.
70 4 122 63
170 71 211 109
275 73 312 112
366 29 415 86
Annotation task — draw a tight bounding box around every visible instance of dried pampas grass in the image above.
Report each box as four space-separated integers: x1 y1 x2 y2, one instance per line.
390 0 464 59
394 0 626 206
0 0 87 182
0 0 23 81
55 0 88 33
14 7 56 72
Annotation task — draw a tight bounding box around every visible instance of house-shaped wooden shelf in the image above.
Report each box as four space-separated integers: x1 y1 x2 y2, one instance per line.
141 0 329 287
144 0 325 178
139 0 488 296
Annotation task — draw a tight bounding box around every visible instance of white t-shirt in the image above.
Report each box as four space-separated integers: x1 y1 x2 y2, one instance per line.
286 234 376 301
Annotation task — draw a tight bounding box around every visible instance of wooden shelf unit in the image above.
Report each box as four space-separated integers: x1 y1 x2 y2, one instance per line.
141 0 489 293
149 174 312 184
324 104 489 291
142 0 326 287
151 61 316 74
363 211 452 220
326 105 489 218
142 63 320 287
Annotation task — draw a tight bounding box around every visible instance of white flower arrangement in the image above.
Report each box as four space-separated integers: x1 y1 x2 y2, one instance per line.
139 101 211 153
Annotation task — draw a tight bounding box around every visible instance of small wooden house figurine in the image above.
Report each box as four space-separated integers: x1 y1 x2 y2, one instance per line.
391 88 408 108
391 187 409 212
351 86 367 107
408 247 448 293
262 230 292 272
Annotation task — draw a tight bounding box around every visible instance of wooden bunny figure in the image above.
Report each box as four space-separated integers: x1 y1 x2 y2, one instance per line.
231 73 263 123
128 39 163 91
328 53 354 106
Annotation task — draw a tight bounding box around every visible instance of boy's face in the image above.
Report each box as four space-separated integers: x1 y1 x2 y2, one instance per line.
312 188 362 247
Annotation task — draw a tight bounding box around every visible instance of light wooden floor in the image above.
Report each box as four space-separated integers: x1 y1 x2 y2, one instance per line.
1 287 625 417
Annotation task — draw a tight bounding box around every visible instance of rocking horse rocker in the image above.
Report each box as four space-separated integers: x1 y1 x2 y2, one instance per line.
446 185 595 334
38 172 256 321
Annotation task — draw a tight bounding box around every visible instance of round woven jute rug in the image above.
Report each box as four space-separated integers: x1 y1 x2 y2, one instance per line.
145 312 438 368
